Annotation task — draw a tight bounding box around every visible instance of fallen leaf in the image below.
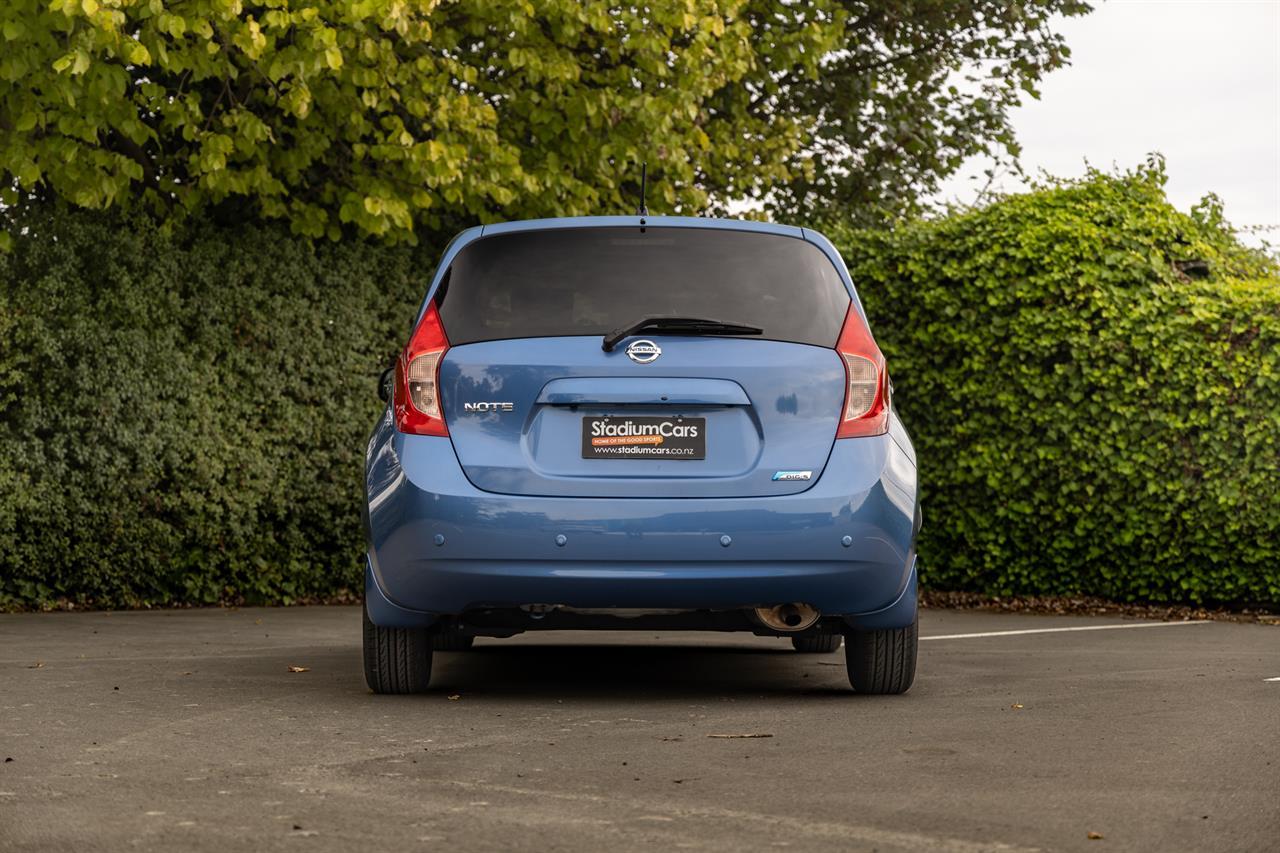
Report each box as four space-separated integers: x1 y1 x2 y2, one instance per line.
4 757 13 763
27 662 43 669
286 666 310 673
447 694 461 701
1011 703 1024 710
707 733 773 739
1088 831 1104 840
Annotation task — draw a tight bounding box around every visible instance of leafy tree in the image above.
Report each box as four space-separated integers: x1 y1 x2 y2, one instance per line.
761 0 1094 224
0 1 1089 242
0 0 841 242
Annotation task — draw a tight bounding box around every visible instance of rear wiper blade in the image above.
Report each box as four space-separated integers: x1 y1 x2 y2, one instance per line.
602 316 764 352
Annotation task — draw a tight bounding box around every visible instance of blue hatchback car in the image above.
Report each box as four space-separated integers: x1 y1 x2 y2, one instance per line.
363 216 920 694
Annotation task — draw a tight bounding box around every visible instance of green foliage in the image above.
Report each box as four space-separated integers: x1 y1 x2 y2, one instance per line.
0 205 429 608
0 1 1089 240
764 0 1094 224
8 166 1272 610
0 0 842 240
836 162 1280 605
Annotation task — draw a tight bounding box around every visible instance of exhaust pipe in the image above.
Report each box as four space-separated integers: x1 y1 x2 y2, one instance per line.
753 603 820 632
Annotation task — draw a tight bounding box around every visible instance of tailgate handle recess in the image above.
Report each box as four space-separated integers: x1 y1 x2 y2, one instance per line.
536 377 751 407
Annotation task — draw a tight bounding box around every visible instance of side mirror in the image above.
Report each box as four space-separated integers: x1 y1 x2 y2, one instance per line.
377 366 394 403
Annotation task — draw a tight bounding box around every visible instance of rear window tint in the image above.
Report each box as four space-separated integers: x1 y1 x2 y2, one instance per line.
435 227 850 347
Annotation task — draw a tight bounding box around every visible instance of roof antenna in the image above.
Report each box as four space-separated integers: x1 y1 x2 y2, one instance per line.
636 162 649 216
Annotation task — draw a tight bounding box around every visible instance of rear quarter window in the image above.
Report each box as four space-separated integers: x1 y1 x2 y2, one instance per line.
435 227 850 347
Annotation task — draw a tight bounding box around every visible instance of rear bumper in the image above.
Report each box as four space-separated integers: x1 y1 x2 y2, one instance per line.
364 412 919 630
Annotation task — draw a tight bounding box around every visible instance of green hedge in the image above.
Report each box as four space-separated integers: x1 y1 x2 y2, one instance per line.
3 165 1278 609
0 207 434 607
837 164 1280 605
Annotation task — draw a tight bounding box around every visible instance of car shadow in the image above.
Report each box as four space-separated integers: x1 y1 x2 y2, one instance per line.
423 641 852 698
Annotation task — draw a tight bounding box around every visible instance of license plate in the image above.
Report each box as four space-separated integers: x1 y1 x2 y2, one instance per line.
581 416 706 460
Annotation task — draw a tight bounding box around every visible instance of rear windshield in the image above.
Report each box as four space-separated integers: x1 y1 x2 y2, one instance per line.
435 227 850 347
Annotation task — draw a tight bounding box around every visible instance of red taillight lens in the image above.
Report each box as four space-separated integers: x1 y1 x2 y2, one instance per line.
393 303 449 436
835 304 889 438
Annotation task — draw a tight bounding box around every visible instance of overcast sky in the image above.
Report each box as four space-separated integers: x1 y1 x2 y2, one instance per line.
935 0 1280 243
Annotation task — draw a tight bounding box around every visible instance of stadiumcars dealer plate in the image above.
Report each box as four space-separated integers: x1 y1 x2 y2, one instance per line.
581 416 706 460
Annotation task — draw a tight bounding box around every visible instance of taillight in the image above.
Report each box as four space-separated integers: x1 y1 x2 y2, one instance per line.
835 303 889 438
393 303 449 436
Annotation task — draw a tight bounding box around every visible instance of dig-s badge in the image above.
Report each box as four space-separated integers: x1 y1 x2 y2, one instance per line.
772 470 812 481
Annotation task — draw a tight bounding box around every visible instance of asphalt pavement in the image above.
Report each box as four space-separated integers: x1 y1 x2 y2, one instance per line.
1 606 1277 852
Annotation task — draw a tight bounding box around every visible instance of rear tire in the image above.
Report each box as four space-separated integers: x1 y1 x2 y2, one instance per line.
431 620 475 651
791 633 842 653
844 616 917 694
363 603 433 694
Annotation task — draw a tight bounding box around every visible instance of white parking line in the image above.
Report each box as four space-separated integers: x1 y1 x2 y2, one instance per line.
922 621 1210 641
1264 677 1280 683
